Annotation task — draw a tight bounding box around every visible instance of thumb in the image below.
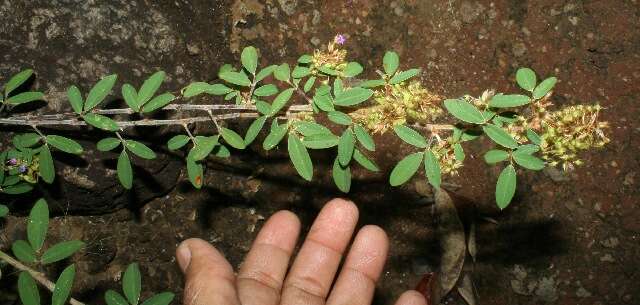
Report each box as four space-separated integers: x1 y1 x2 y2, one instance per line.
176 238 240 305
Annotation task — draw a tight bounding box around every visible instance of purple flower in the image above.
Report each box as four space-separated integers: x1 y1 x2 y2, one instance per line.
334 34 346 45
7 158 17 166
18 165 27 173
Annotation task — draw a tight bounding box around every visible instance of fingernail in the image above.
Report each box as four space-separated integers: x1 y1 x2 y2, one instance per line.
176 243 192 272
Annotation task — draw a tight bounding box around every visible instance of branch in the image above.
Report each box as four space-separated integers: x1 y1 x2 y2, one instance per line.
0 250 86 305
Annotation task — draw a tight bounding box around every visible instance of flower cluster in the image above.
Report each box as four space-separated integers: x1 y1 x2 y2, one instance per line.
539 104 609 170
311 35 348 71
352 81 443 133
433 140 464 175
5 157 39 183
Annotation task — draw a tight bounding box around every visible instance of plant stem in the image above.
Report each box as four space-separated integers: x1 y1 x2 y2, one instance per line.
0 250 86 305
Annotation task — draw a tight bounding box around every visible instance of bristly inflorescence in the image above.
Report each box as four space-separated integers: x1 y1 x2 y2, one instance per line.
0 36 609 210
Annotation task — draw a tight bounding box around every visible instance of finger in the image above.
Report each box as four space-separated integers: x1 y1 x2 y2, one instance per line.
281 198 359 305
176 238 240 305
394 291 428 305
237 210 301 305
326 225 389 305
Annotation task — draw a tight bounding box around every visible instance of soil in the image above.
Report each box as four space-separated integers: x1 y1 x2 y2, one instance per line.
1 0 639 304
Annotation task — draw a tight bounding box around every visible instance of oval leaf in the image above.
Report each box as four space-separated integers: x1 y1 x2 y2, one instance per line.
424 150 442 189
327 111 352 125
383 51 400 76
123 263 142 305
241 46 258 74
533 77 558 99
301 134 339 149
52 265 76 305
393 125 427 148
83 113 120 131
513 152 545 170
219 71 251 87
12 240 37 263
353 149 379 172
6 92 44 105
343 62 363 78
141 93 175 113
67 86 84 114
488 94 531 108
482 124 518 149
186 157 203 189
125 140 156 159
253 84 278 97
484 149 510 164
444 99 485 124
18 272 40 305
220 127 246 149
191 136 219 161
332 158 351 193
138 71 165 105
27 199 49 252
287 134 313 181
262 122 288 150
244 116 267 145
334 87 373 107
390 152 424 186
516 68 536 91
105 290 128 305
117 150 133 189
496 165 517 209
122 84 139 111
270 88 294 116
39 146 55 184
46 135 83 154
85 74 117 111
5 69 33 96
274 63 290 82
338 129 355 166
354 124 375 151
42 240 85 265
97 137 121 152
167 135 190 151
389 69 420 84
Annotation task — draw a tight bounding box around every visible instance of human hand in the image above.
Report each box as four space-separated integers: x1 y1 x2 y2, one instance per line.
175 198 427 305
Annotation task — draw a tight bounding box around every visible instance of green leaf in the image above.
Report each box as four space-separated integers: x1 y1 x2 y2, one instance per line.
52 265 75 305
125 140 156 159
533 77 557 99
141 93 175 113
117 150 133 189
263 121 288 150
83 113 120 131
138 71 166 105
332 158 351 193
46 135 83 154
41 240 85 264
526 129 541 145
333 78 344 96
3 182 34 194
140 292 175 305
298 54 313 64
241 46 259 74
343 62 363 77
328 111 352 125
213 144 231 158
269 88 294 116
488 94 531 108
12 240 37 263
97 137 121 152
303 76 316 93
496 165 517 209
516 68 538 91
255 100 272 115
389 69 420 84
18 272 40 305
13 133 41 148
295 121 332 136
338 129 355 166
105 290 128 305
186 157 203 189
291 66 311 78
334 87 373 106
219 71 251 87
256 65 277 82
274 63 290 82
390 152 424 186
123 263 142 305
482 124 518 149
287 134 313 181
220 127 246 149
85 74 117 111
383 51 400 76
39 146 55 184
424 150 441 189
0 205 8 217
6 92 44 105
4 69 33 96
354 124 375 151
301 134 339 149
453 143 465 161
27 199 49 252
353 149 379 171
484 149 509 164
359 79 386 88
167 135 190 151
315 65 335 76
218 64 235 76
183 82 217 98
67 86 84 114
515 144 540 155
244 116 267 145
313 92 334 112
253 84 278 97
513 152 545 170
516 68 536 91
393 125 427 148
443 99 485 124
191 136 219 161
122 84 140 111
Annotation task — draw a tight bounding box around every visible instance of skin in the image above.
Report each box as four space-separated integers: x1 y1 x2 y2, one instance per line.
176 198 427 305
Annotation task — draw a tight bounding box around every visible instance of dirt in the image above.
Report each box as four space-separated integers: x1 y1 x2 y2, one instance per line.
1 0 639 304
